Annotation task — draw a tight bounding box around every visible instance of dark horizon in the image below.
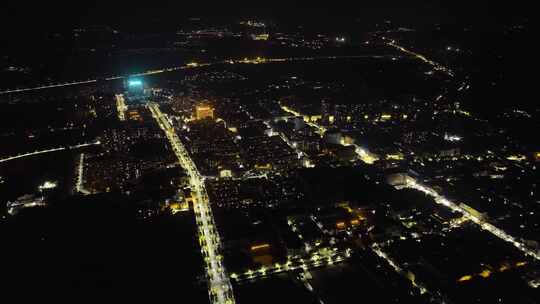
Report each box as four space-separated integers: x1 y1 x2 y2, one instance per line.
1 1 533 33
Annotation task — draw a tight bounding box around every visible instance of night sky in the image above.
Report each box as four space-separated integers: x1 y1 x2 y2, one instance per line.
1 1 533 34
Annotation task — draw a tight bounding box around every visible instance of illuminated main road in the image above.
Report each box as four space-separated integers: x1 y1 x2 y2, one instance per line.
386 41 454 77
383 42 539 261
75 153 91 195
279 104 378 164
398 180 540 261
0 141 100 164
115 94 127 121
280 44 539 262
231 249 350 283
149 103 235 304
0 55 399 95
371 243 429 294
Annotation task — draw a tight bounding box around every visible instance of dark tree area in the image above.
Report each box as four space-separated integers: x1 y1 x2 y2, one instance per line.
1 194 207 302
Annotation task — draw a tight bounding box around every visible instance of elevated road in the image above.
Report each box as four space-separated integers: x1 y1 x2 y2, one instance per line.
0 141 100 164
0 80 97 95
0 55 400 95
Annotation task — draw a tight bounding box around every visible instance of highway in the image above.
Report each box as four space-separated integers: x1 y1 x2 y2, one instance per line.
0 80 97 95
280 104 327 136
148 103 235 304
0 141 101 164
0 54 400 95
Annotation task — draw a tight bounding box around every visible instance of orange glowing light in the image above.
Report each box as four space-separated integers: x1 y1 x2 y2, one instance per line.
479 270 491 278
250 244 270 251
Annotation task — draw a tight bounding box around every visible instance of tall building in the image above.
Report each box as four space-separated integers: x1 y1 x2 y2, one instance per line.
196 105 214 120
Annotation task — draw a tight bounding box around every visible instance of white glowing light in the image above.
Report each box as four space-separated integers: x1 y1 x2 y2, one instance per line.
39 181 57 190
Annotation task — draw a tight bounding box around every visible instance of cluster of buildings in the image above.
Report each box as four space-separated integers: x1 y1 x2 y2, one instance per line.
157 50 539 301
82 79 178 194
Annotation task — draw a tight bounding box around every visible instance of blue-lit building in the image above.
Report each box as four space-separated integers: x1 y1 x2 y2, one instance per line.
124 78 148 105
